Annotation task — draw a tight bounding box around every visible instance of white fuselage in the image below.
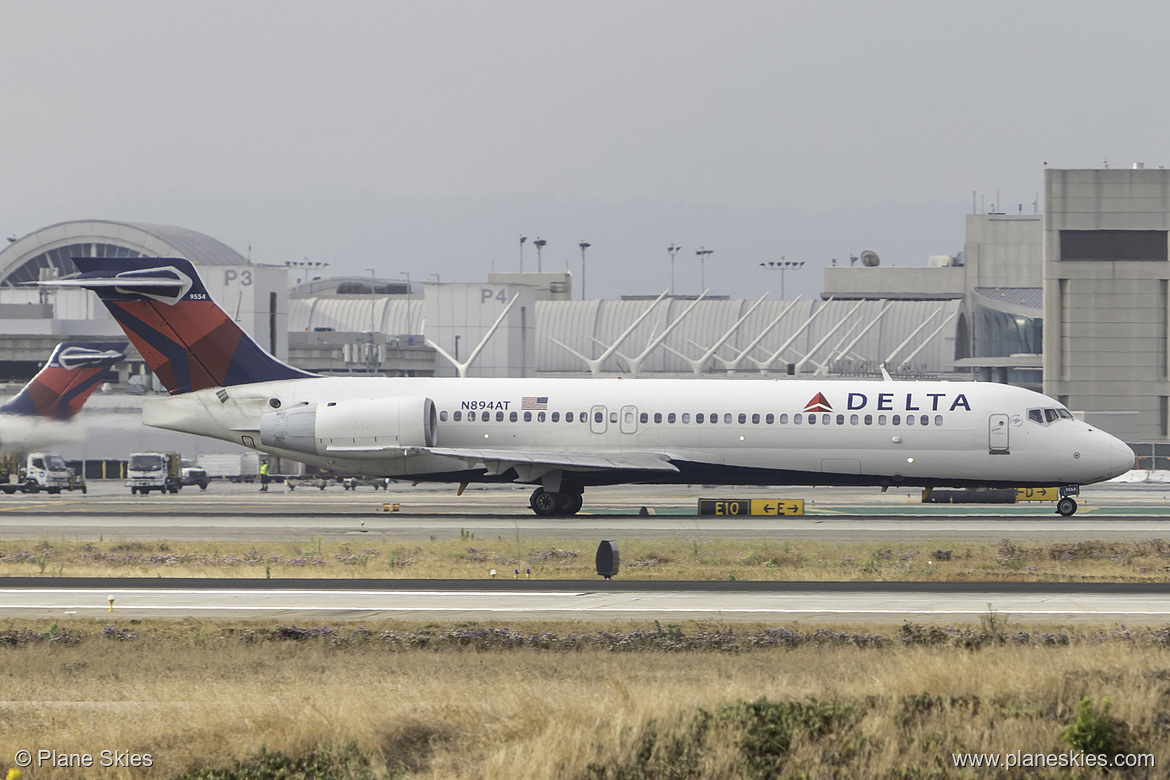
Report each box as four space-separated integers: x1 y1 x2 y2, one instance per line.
142 376 1135 489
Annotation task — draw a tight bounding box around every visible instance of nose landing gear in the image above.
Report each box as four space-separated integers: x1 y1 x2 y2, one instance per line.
1056 485 1080 517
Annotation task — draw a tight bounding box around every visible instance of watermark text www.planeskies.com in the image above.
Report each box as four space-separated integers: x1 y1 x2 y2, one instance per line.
953 750 1153 770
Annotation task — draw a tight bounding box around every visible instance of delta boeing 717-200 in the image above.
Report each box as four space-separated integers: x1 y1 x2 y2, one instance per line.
46 258 1133 516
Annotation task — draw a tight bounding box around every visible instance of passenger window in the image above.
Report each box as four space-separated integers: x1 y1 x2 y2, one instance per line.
766 413 775 424
510 411 518 422
752 413 760 424
709 412 717 423
440 410 448 422
538 412 546 422
864 414 872 425
878 415 887 425
469 411 477 422
920 415 929 426
779 414 789 424
453 410 462 422
640 412 648 423
696 413 705 423
523 411 531 422
850 414 859 425
934 415 943 426
836 414 844 425
654 412 662 423
738 413 747 424
668 412 676 423
906 414 915 426
681 413 691 424
565 412 574 423
551 412 559 422
892 415 901 425
496 411 505 422
821 414 830 425
723 413 732 424
609 411 618 423
794 414 802 424
1028 409 1044 424
595 411 604 423
808 414 817 425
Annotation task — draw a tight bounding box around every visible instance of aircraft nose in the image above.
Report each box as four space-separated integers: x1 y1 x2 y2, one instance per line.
1109 438 1136 480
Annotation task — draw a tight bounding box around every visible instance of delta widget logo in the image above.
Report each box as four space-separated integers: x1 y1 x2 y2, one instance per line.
803 393 832 413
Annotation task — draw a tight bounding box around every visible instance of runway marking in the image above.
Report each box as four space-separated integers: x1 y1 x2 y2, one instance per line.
0 589 585 597
3 606 1170 616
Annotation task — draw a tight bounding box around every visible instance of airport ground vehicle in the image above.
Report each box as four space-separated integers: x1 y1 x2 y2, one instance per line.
180 466 210 489
0 451 73 494
197 451 261 482
126 451 182 495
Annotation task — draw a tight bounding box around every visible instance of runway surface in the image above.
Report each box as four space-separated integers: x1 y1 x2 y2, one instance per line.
1 480 1168 623
1 480 1169 543
2 577 1168 623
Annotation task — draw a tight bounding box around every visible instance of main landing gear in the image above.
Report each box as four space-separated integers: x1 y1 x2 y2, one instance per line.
529 487 584 517
1056 485 1080 517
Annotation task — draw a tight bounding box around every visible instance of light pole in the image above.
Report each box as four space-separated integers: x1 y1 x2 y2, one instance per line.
365 268 378 373
758 258 805 300
695 246 713 292
579 241 591 300
534 237 547 273
519 235 527 272
667 243 681 295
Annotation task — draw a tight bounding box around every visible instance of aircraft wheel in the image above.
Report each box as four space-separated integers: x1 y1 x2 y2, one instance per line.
558 492 583 516
530 488 562 517
1057 497 1077 517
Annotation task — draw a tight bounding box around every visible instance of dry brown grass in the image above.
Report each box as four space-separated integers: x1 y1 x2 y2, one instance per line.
3 535 1170 582
0 618 1167 778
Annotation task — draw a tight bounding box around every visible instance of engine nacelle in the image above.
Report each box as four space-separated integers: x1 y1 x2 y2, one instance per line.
259 397 438 457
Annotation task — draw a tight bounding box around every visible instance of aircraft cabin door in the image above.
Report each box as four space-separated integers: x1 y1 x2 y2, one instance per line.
590 405 608 435
988 413 1010 454
620 405 638 435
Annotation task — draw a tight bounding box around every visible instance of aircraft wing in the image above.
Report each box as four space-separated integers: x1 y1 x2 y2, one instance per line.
322 443 679 474
425 447 680 474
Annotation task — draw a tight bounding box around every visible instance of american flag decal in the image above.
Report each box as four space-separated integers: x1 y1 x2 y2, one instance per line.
521 396 548 410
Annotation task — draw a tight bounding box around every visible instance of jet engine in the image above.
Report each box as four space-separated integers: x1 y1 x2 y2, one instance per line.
259 397 437 457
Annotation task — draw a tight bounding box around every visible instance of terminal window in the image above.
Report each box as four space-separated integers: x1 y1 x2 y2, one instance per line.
1060 230 1168 261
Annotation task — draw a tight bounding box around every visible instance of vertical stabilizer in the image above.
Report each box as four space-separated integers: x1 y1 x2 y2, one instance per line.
0 342 126 420
49 257 314 394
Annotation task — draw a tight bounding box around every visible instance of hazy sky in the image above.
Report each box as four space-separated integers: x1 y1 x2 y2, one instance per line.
4 1 1168 300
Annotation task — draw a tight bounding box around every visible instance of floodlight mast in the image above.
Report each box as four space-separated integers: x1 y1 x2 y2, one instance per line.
579 241 591 300
758 258 805 300
667 243 681 295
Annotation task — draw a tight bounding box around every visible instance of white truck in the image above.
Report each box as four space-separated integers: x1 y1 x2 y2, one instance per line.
0 452 73 494
126 451 182 495
197 451 261 482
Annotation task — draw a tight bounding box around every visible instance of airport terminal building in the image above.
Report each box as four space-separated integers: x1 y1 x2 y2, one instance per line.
0 166 1166 457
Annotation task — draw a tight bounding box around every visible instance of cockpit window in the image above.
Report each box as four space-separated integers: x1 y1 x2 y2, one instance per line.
1029 407 1076 424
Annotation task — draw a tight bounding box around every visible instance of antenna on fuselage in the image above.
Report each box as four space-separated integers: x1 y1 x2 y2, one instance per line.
880 364 893 382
